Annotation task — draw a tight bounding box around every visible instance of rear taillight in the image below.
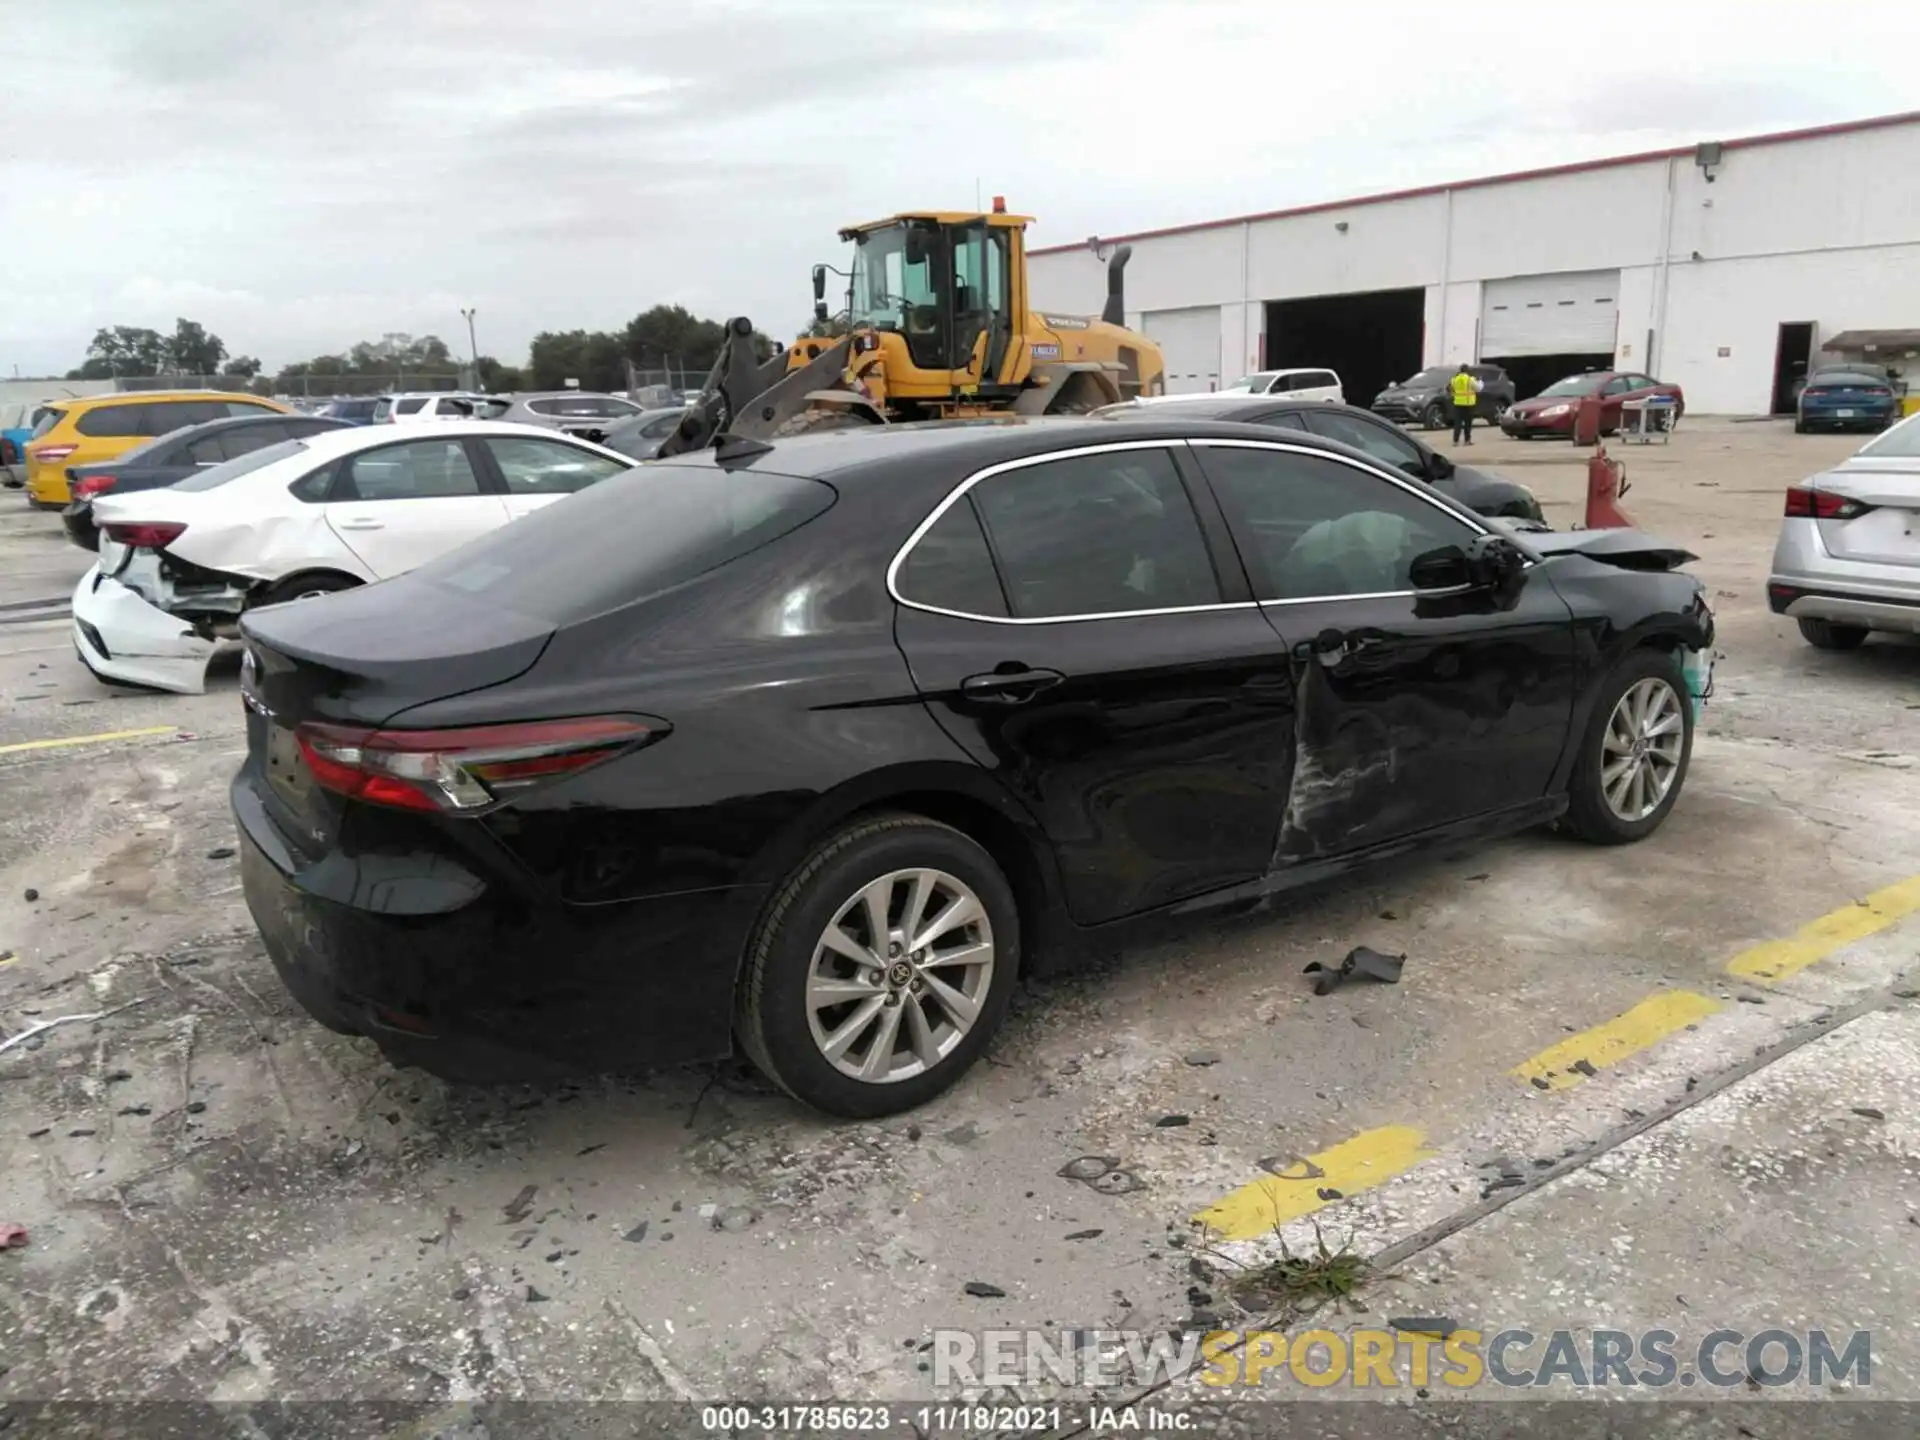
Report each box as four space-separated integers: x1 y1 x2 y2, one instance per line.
1867 387 1893 398
1784 486 1874 521
295 717 657 813
72 475 117 500
101 521 187 548
0 439 15 464
31 443 77 463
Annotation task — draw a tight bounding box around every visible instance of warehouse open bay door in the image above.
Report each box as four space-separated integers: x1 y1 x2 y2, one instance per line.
1143 306 1222 394
1480 270 1620 398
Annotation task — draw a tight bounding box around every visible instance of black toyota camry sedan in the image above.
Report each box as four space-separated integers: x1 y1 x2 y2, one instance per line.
233 416 1713 1117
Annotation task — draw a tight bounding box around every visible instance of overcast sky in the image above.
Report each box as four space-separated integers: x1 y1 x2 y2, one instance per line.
5 0 1917 378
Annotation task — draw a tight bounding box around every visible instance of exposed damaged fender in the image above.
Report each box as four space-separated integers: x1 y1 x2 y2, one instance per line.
1520 527 1698 572
69 565 218 696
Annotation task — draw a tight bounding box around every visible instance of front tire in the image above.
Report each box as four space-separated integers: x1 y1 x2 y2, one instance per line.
736 814 1020 1117
1797 617 1869 651
1563 648 1693 845
1421 401 1448 430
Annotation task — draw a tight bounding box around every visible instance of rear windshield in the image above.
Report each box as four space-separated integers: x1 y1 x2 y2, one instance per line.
1806 372 1887 389
528 395 637 418
1857 416 1920 458
415 461 836 622
169 438 309 491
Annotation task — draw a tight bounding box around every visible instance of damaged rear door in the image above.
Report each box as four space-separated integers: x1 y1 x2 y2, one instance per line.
1191 439 1576 862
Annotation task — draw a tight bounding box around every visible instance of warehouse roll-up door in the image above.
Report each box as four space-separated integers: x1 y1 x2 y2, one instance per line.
1480 271 1620 357
1143 306 1222 394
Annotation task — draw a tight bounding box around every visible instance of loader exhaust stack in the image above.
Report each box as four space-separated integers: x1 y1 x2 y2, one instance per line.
1101 244 1133 327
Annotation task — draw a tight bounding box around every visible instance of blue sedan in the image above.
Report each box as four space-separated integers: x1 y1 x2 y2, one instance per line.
1796 368 1901 434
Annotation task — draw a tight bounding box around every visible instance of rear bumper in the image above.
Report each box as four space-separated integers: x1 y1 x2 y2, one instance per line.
70 565 215 693
25 463 68 506
1798 403 1898 429
233 774 765 1081
1769 519 1920 632
62 502 100 551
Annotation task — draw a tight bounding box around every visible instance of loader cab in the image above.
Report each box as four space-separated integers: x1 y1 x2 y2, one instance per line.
842 211 1026 394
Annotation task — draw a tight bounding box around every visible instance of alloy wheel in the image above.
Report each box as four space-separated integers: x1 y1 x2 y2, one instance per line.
804 867 995 1084
1600 677 1685 822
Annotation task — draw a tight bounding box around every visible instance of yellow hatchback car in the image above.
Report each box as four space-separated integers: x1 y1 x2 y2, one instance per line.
25 391 292 506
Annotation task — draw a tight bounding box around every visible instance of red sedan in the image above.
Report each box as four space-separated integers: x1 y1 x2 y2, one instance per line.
1501 371 1685 439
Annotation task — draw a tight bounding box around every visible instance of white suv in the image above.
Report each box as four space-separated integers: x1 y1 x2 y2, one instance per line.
1218 368 1344 402
371 392 501 424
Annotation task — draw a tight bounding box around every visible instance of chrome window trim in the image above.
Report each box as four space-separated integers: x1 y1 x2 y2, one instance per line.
886 435 1506 624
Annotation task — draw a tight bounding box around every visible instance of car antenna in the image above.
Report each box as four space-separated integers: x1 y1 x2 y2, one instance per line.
713 433 775 467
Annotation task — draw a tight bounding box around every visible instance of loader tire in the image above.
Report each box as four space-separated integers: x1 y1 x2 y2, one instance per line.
773 408 876 438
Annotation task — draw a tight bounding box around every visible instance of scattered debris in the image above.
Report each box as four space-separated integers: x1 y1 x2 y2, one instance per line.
944 1122 980 1146
25 1128 48 1139
0 1000 143 1056
1466 873 1490 883
1852 1107 1886 1121
116 1105 151 1117
68 1128 96 1138
0 1224 27 1251
1183 1049 1221 1067
1529 1077 1551 1091
697 1203 719 1222
963 1281 1007 1299
1304 947 1405 997
1389 1317 1457 1338
1316 1187 1344 1201
205 847 236 861
1058 1156 1120 1182
22 889 38 903
525 1286 549 1303
104 1070 132 1084
906 1125 922 1141
1089 1169 1145 1196
623 1222 650 1243
185 1101 206 1115
716 1206 757 1233
576 1143 606 1157
502 1185 539 1224
1064 1229 1103 1241
451 1286 471 1301
1569 1059 1598 1078
1737 995 1766 1006
1155 1114 1190 1128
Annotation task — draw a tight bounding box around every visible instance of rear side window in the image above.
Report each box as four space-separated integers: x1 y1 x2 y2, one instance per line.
341 439 482 499
30 408 67 440
895 499 1009 617
483 436 628 495
394 397 428 415
145 400 233 432
74 404 146 438
224 400 272 418
416 462 836 622
371 400 394 422
967 448 1220 619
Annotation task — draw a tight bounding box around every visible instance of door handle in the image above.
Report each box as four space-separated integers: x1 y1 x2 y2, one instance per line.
1295 628 1385 668
336 518 384 530
960 666 1065 703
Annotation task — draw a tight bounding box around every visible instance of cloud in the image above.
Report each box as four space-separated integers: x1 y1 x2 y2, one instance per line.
2 0 1917 375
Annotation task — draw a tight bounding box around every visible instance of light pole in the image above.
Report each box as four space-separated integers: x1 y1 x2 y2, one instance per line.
459 307 478 385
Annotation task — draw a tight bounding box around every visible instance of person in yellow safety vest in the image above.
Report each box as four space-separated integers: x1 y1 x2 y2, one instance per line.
1449 364 1484 445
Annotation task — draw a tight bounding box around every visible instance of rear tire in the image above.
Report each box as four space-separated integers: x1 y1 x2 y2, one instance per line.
1796 617 1869 651
1562 648 1694 846
736 813 1019 1117
254 573 360 608
1421 401 1448 430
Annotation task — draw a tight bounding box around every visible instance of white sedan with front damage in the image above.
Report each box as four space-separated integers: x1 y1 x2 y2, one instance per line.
72 421 635 694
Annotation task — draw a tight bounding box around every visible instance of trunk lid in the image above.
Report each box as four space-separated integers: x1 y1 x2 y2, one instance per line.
240 576 556 856
1813 459 1920 568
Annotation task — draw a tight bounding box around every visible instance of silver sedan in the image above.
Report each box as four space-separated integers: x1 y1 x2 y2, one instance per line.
1768 411 1920 648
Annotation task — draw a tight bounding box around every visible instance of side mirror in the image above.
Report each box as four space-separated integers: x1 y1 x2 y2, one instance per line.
904 225 931 266
1408 544 1473 592
814 301 830 324
1428 451 1455 480
811 264 827 304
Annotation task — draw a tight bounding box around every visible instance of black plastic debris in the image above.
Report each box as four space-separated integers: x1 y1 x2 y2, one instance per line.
525 1286 548 1303
1155 1115 1190 1128
502 1185 539 1223
1064 1229 1103 1241
1569 1059 1598 1078
206 847 237 861
1390 1316 1457 1337
623 1222 649 1243
1089 1169 1145 1196
23 889 38 903
1852 1107 1887 1121
1304 947 1405 996
1058 1156 1119 1182
964 1281 1007 1299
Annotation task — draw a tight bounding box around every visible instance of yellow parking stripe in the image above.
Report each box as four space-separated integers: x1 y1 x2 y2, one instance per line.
1511 990 1723 1093
1724 876 1920 984
1193 1125 1433 1242
0 726 177 757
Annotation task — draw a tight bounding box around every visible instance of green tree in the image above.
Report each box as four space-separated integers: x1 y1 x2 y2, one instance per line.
475 356 524 392
167 317 227 376
222 355 262 380
73 325 168 378
527 329 626 392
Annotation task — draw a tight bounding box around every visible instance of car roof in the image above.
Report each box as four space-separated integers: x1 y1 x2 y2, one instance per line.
1098 395 1349 423
60 390 277 409
655 414 1422 491
268 419 614 460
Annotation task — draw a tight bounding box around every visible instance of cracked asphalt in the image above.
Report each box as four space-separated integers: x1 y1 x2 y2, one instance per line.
1 420 1917 1432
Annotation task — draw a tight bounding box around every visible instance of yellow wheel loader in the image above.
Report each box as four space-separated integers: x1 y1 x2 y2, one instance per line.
656 202 1165 457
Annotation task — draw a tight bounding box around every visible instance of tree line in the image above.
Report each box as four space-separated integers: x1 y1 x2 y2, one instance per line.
66 306 776 396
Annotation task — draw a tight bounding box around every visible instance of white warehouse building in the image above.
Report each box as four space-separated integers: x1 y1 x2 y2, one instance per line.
1027 110 1920 416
